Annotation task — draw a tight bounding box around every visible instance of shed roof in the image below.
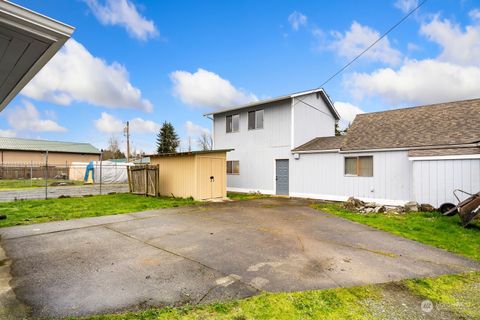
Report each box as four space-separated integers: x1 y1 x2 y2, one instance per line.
341 98 480 151
0 137 100 154
293 136 345 152
149 149 233 157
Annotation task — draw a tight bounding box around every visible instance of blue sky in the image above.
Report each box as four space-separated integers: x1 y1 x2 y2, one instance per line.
2 0 480 153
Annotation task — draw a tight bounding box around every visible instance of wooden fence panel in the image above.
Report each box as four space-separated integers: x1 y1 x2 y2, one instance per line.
128 165 159 196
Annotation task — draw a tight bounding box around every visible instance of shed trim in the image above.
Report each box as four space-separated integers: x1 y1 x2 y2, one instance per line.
149 149 233 157
409 154 480 161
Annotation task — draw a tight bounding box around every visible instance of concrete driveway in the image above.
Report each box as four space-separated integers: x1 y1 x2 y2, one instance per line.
0 198 478 318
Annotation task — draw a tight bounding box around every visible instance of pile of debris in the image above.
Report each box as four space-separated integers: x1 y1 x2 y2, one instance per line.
344 197 435 214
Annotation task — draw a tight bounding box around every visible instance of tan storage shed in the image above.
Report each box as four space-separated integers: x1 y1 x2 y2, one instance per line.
149 150 230 200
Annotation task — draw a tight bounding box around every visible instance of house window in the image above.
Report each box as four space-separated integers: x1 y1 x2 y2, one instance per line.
344 156 373 177
226 114 240 133
227 160 240 174
248 109 264 130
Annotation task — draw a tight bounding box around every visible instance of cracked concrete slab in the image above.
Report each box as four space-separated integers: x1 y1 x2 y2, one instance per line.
0 198 478 318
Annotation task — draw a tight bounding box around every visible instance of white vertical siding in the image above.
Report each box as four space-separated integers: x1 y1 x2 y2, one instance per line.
212 93 338 194
213 99 293 193
292 93 336 148
290 150 413 205
413 158 480 207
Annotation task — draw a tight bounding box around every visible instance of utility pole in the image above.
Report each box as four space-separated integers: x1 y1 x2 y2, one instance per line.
124 121 130 162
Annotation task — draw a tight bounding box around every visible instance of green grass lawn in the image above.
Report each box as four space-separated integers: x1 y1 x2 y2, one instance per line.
227 191 271 201
0 193 197 228
76 272 480 320
312 203 480 262
0 179 83 190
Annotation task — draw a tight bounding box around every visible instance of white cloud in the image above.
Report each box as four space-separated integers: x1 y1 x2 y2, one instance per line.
345 16 480 106
6 101 66 133
346 59 480 105
394 0 418 13
288 11 307 31
329 21 402 65
420 16 480 66
334 101 364 123
0 129 16 138
470 9 480 22
170 68 257 109
22 39 153 112
130 117 161 134
185 121 210 137
94 112 124 134
84 0 158 41
94 112 160 135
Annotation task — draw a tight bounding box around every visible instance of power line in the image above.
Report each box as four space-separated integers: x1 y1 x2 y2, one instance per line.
317 0 428 89
292 96 335 119
295 0 428 118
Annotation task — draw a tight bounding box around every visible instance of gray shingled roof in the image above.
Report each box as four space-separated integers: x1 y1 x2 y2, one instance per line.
293 136 345 152
294 98 480 153
408 147 480 157
341 98 480 151
0 137 100 154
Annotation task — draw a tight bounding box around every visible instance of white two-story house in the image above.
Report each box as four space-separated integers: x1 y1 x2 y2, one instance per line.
206 88 340 196
206 88 480 209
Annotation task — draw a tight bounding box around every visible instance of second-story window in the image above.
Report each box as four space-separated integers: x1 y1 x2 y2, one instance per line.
248 109 264 130
226 114 239 133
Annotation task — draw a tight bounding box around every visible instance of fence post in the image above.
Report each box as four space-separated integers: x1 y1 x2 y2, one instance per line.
45 151 48 200
99 151 103 195
144 166 148 196
127 166 132 192
30 161 33 187
156 164 160 196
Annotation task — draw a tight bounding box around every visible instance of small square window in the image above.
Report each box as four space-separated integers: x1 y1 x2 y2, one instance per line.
227 160 240 174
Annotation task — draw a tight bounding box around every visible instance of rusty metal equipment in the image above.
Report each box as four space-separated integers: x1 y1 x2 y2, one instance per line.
443 189 480 227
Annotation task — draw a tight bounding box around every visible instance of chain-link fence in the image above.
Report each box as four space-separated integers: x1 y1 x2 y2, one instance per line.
0 162 131 202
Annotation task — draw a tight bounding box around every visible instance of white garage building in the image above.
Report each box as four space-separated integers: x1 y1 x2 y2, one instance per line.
209 89 480 208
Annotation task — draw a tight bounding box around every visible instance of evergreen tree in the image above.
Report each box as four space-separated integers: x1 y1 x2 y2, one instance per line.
156 122 180 154
335 122 341 136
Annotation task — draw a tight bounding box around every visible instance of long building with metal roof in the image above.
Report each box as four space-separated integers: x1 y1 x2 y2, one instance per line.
0 137 100 164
